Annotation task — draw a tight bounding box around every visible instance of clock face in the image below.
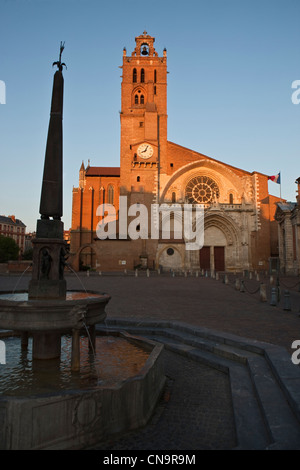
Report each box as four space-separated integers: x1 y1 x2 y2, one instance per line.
137 143 153 159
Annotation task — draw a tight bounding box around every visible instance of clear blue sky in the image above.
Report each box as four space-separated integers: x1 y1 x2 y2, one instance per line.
0 0 299 232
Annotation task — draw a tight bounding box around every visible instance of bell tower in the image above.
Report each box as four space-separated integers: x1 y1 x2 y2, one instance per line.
119 32 168 204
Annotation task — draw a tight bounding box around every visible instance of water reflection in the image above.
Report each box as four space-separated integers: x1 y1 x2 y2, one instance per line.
0 292 105 301
0 335 149 396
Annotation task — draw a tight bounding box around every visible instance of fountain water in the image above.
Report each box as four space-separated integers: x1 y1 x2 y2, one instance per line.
0 44 165 450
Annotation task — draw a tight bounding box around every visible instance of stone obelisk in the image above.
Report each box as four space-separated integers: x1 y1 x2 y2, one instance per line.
29 43 68 303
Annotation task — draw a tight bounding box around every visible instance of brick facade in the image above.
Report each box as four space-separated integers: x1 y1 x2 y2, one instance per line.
70 32 281 273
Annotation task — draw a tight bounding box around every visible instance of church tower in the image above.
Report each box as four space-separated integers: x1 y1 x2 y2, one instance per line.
119 32 168 208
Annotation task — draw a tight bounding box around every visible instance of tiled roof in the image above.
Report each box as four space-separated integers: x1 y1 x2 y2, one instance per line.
0 215 26 227
85 167 120 177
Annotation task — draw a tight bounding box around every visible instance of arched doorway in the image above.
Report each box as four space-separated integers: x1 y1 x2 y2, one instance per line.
79 245 97 271
200 215 241 272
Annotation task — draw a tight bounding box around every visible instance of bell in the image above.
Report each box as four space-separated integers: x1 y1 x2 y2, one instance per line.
141 46 148 55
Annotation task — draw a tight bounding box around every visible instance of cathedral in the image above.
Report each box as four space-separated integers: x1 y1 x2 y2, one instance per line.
70 32 280 273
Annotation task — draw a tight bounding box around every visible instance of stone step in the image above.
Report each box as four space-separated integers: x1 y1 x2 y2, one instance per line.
99 318 300 449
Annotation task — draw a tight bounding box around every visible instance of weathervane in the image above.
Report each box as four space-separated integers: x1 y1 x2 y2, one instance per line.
52 41 67 71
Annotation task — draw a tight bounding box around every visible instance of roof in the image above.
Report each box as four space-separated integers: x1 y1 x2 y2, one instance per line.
85 167 120 177
276 202 297 212
167 141 269 178
0 215 26 227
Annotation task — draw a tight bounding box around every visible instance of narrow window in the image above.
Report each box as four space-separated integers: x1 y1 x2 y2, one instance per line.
170 163 173 168
229 193 234 204
107 185 114 205
172 192 176 203
133 68 137 83
135 94 139 104
154 85 156 95
137 176 140 182
154 69 157 83
140 94 144 104
141 68 145 83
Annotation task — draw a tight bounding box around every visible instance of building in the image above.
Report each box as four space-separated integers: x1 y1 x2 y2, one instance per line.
70 32 281 273
0 215 26 255
275 178 300 275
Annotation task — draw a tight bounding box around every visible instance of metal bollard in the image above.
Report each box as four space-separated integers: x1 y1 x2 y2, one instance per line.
205 271 208 278
270 287 277 306
260 283 267 302
240 280 245 292
249 272 252 280
256 273 260 281
235 278 240 290
135 269 138 277
147 269 150 277
196 271 199 278
283 290 291 311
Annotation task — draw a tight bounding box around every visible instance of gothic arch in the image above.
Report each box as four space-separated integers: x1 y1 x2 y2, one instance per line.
131 86 147 107
203 213 240 246
161 159 246 203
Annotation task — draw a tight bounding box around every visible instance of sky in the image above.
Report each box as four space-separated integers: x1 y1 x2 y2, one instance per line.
0 0 299 232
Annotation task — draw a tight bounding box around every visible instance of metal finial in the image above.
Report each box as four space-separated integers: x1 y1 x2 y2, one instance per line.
52 41 67 71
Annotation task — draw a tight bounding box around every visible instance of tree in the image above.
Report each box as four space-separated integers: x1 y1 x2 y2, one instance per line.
0 235 19 262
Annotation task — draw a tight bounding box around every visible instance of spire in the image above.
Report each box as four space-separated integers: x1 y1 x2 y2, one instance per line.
39 43 65 220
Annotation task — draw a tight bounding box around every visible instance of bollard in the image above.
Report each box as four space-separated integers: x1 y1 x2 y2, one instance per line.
215 272 219 281
196 271 199 278
270 287 277 306
211 270 215 279
184 271 187 277
240 280 245 292
124 269 127 275
224 274 229 285
147 269 150 277
98 270 102 276
256 273 260 281
235 278 240 290
205 270 208 278
260 283 267 302
172 271 175 277
249 272 252 280
283 290 291 311
87 270 90 277
135 269 138 277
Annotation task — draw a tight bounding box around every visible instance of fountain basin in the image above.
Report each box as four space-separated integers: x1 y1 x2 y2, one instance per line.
0 330 166 450
0 290 110 331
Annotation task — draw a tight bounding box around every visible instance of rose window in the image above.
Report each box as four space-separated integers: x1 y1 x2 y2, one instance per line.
185 176 219 204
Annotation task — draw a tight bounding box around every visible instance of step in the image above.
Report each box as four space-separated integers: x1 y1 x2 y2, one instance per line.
98 318 300 449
